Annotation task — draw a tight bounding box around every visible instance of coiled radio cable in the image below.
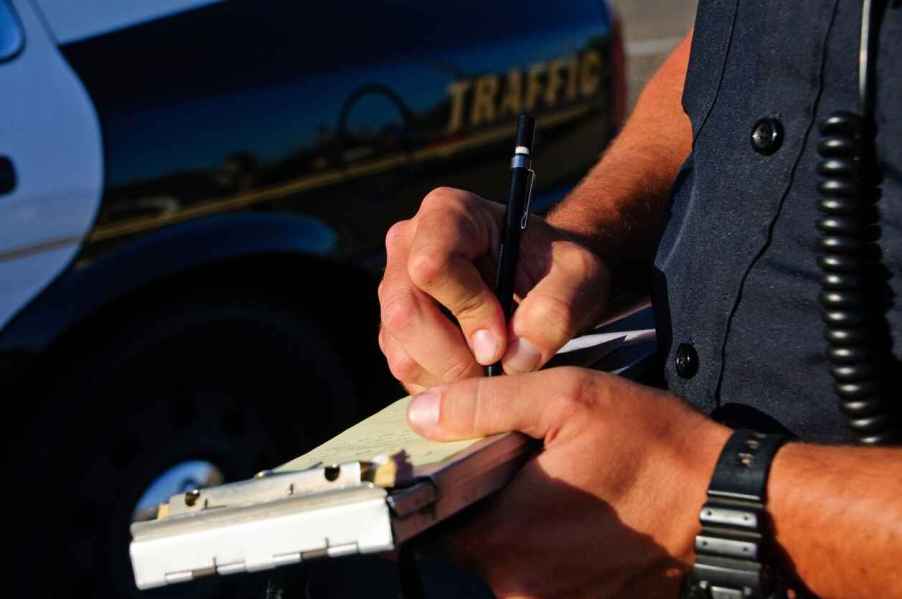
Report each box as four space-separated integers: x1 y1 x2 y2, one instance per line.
815 0 898 445
816 111 897 444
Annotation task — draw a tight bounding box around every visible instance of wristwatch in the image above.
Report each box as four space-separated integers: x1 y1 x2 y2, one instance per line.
683 429 789 599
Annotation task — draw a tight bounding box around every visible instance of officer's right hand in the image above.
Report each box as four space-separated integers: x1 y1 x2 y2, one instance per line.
378 187 610 392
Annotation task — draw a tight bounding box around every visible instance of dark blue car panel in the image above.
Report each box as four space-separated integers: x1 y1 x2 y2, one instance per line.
60 0 619 261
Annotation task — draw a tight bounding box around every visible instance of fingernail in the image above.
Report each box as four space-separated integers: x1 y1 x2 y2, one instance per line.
471 329 499 365
408 389 441 427
503 337 542 373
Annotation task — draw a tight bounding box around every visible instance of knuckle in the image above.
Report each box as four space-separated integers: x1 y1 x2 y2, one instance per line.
470 377 500 435
452 290 487 323
421 206 484 255
558 240 603 280
385 220 410 252
387 351 420 383
422 186 464 210
408 251 448 289
552 367 596 416
523 295 574 342
381 290 418 333
439 357 474 383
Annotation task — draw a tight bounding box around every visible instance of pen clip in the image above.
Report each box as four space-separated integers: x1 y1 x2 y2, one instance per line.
521 169 536 230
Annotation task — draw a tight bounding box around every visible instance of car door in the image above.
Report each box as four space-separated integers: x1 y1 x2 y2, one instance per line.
0 0 102 330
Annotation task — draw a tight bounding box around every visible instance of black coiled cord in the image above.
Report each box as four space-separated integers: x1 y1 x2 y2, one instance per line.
816 112 896 444
816 0 898 445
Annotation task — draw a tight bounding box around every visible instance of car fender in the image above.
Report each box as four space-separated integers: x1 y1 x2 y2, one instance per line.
0 212 338 354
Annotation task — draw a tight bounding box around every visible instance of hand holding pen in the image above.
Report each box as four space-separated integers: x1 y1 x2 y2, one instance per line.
378 115 609 391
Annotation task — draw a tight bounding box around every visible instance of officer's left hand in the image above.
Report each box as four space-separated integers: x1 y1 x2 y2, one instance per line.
406 367 730 598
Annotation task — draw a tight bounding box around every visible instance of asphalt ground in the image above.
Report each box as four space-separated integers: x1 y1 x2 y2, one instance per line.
611 0 698 108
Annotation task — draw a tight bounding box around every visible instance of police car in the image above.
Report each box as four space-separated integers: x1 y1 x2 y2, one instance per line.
0 1 625 596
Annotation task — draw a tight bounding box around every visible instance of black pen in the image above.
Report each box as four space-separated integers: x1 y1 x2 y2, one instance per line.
487 113 536 377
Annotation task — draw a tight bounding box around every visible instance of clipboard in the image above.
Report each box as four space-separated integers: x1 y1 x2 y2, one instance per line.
130 429 531 589
129 303 656 590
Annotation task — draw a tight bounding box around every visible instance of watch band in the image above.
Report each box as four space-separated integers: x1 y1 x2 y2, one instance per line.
684 430 789 599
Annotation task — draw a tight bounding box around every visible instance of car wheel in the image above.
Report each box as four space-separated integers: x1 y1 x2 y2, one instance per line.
16 294 358 599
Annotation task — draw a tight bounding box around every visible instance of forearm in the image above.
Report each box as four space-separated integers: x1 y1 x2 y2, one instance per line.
548 32 694 264
769 443 902 597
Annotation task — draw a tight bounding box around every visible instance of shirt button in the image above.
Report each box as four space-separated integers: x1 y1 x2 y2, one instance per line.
675 343 699 379
751 117 784 155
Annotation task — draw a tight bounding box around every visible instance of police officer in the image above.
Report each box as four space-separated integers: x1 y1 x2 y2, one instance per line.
378 1 902 597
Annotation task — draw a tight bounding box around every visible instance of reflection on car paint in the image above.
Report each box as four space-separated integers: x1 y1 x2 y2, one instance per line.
61 1 618 271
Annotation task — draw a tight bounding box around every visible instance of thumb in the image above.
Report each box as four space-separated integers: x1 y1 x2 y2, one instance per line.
406 368 591 441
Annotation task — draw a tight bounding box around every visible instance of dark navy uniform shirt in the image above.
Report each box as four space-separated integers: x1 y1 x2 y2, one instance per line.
653 0 902 443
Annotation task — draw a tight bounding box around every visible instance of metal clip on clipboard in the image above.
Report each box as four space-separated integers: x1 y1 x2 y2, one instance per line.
130 433 531 590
